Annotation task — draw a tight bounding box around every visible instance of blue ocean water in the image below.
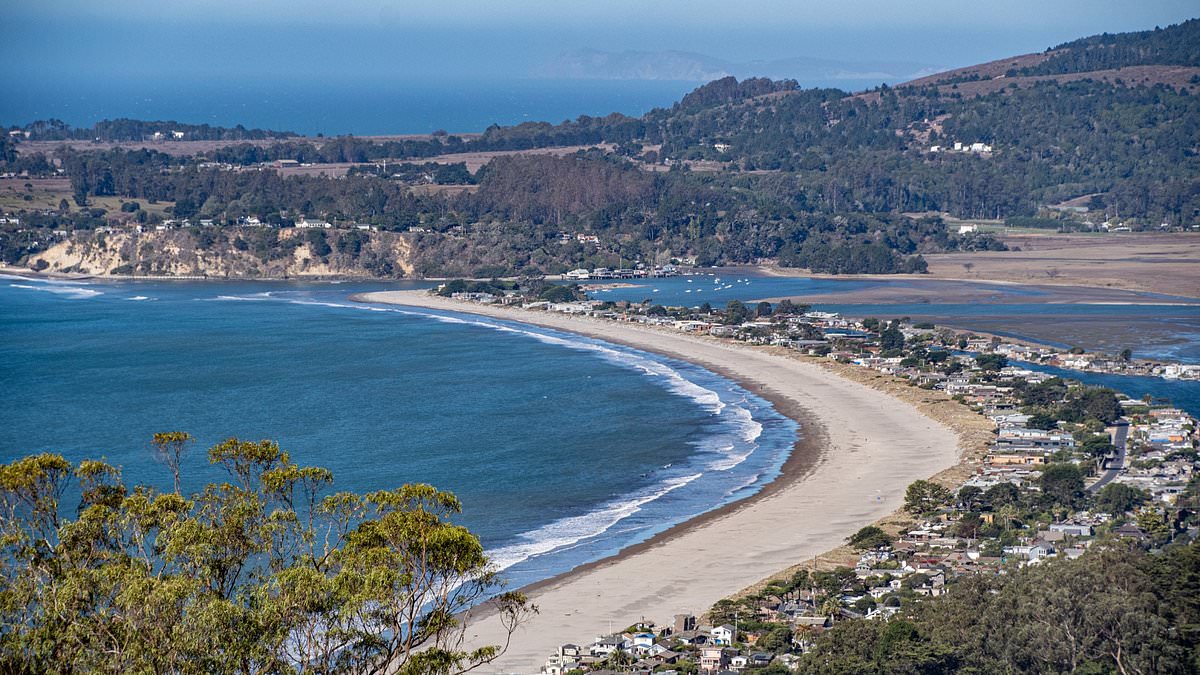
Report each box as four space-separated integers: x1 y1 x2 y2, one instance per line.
0 275 796 589
0 77 702 136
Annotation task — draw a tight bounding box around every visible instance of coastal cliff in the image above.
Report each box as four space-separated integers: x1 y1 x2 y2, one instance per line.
23 227 413 278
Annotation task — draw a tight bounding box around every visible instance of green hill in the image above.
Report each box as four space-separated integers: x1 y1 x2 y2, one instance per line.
2 19 1198 278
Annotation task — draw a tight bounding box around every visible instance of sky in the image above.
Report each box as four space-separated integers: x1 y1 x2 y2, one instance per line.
3 0 1196 83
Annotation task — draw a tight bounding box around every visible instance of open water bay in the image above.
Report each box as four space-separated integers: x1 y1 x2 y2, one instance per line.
0 276 797 589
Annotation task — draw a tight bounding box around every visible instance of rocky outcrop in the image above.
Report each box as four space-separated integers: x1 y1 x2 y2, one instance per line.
24 228 413 278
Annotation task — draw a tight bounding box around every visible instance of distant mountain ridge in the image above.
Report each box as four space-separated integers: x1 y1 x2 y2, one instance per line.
534 48 942 85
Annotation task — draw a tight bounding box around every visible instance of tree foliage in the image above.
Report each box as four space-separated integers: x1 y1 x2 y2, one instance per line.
0 438 533 673
1039 463 1086 509
903 480 952 517
801 541 1200 673
1095 482 1150 515
847 525 894 550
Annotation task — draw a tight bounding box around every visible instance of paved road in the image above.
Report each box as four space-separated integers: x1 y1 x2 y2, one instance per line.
1088 419 1129 493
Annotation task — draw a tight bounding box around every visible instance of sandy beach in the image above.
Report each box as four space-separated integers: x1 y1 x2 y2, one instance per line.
356 290 968 674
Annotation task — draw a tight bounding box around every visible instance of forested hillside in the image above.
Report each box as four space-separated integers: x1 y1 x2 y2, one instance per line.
2 19 1197 278
1018 18 1200 75
801 541 1200 673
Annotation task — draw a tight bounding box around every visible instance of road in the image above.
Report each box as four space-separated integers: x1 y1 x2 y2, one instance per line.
1088 419 1129 493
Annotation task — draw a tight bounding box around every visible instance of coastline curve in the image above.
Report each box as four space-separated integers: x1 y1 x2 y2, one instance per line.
354 290 967 673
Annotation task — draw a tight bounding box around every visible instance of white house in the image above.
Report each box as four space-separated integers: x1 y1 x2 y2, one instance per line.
711 624 735 646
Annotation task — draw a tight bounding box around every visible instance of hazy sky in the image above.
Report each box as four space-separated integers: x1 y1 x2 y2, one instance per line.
3 1 1197 83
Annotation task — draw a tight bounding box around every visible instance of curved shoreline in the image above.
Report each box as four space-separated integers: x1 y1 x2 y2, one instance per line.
349 292 830 580
353 290 969 673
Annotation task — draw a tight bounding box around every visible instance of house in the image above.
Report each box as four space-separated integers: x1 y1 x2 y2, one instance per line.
1113 523 1149 543
700 646 732 672
1003 544 1053 561
543 644 584 674
631 633 656 653
792 615 832 630
958 224 978 234
711 624 735 646
590 634 624 656
171 130 185 139
671 630 709 646
1048 523 1093 537
866 605 900 620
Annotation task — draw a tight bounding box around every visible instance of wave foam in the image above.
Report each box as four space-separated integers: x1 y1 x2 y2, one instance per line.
9 283 102 299
487 473 702 572
211 292 275 301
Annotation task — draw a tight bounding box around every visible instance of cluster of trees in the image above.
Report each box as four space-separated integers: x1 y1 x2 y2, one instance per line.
779 240 928 275
436 278 584 303
1017 379 1123 428
204 114 649 167
0 436 533 673
674 76 798 111
348 161 474 185
11 118 298 141
1018 18 1200 75
800 541 1200 673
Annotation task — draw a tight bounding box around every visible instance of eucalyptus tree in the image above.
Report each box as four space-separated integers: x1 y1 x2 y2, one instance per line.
0 437 534 673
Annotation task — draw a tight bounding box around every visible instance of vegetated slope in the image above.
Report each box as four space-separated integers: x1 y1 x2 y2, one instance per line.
897 18 1200 88
2 20 1198 279
1019 18 1200 74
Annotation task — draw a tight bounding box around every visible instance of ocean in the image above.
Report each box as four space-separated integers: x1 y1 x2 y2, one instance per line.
0 275 796 590
0 78 703 137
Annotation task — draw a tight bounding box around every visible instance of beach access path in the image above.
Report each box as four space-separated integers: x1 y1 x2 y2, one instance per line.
356 290 963 674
